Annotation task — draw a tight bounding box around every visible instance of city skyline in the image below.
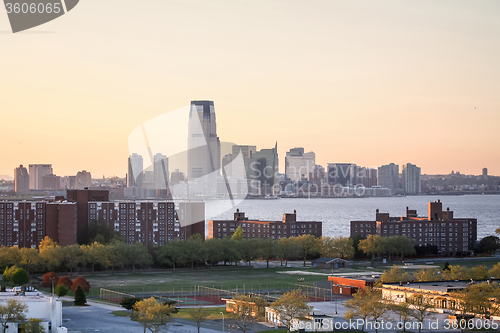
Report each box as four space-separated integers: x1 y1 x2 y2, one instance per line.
1 1 499 177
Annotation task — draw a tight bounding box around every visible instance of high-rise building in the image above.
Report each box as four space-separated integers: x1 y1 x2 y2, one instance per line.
75 170 92 189
153 153 169 189
29 164 53 190
247 143 279 196
42 174 61 190
187 100 220 180
230 145 256 178
128 153 144 187
327 163 353 186
14 165 29 194
378 163 399 193
402 163 421 195
187 100 221 197
285 148 315 183
482 168 488 177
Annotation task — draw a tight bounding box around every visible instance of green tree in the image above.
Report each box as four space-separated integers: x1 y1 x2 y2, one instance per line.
61 244 84 276
203 238 223 269
21 318 45 333
269 290 309 331
132 297 176 333
0 299 28 333
295 234 320 267
55 284 68 298
392 236 416 261
188 307 211 333
256 238 276 268
88 219 115 244
277 237 300 266
39 236 63 272
74 285 87 306
471 265 489 280
358 235 385 261
185 234 203 270
106 241 127 274
127 242 153 272
453 282 500 318
0 247 21 271
82 242 108 275
2 266 17 282
19 248 43 275
442 265 471 281
321 236 354 259
478 236 500 254
120 297 143 311
232 226 244 240
488 263 500 278
157 239 185 271
239 239 258 267
11 267 29 286
219 238 241 265
413 268 440 282
381 266 411 283
388 297 413 332
443 261 450 272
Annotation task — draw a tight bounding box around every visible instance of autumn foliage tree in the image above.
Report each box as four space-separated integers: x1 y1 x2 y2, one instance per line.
71 277 90 293
57 276 73 289
41 272 59 289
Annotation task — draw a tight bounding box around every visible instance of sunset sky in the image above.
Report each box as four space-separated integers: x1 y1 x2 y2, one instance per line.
1 0 499 178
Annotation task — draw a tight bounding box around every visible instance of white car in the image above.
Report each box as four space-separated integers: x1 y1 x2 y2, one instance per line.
11 286 22 292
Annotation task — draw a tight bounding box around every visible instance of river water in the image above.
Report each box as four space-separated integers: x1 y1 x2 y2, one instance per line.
206 194 500 239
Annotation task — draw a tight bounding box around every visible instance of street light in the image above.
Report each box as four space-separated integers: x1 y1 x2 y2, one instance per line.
220 312 224 332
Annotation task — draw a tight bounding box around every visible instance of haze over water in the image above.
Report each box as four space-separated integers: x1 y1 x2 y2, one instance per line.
208 195 500 240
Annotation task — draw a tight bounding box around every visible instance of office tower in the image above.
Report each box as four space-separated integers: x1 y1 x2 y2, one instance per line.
42 174 60 190
153 153 169 189
327 163 353 186
378 163 399 192
402 163 421 195
75 170 92 189
285 148 316 183
483 168 488 177
14 164 29 194
187 100 220 180
247 143 279 195
364 168 378 187
29 164 53 190
128 153 144 187
230 145 256 178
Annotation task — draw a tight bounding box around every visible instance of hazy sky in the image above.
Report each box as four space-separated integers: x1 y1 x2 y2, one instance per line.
1 0 499 178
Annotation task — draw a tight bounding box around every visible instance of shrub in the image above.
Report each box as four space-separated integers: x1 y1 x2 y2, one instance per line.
74 286 86 306
120 297 142 310
11 268 30 286
71 277 90 293
55 284 68 297
57 276 73 289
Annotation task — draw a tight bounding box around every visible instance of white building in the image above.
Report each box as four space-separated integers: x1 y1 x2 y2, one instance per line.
402 163 421 195
285 148 315 183
0 292 64 333
28 164 53 190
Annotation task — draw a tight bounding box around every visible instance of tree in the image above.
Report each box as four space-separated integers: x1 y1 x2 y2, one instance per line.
21 318 45 333
391 236 416 261
232 226 244 240
185 234 204 270
203 238 223 269
239 239 258 267
381 266 411 283
478 236 500 254
407 295 435 333
127 242 153 272
120 297 143 311
488 263 500 278
442 265 471 281
188 307 211 333
256 238 276 268
321 236 354 259
443 261 451 272
453 282 500 319
11 267 29 286
269 289 309 331
132 297 176 333
219 238 241 265
74 285 87 306
55 284 68 298
39 236 63 272
358 235 385 261
61 244 84 276
88 219 115 244
413 268 440 282
388 297 413 332
382 236 399 262
81 242 108 275
57 276 73 289
19 248 43 275
471 265 489 280
41 272 58 293
157 239 185 271
0 299 28 333
0 247 21 271
295 234 320 267
277 237 300 266
106 241 127 274
231 295 256 333
71 276 90 293
345 287 388 333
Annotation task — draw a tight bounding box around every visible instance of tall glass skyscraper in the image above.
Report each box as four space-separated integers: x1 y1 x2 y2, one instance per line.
187 101 220 196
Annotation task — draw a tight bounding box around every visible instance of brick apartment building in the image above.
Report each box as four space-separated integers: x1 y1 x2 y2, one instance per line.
350 200 477 256
208 209 322 239
0 201 77 248
0 189 204 248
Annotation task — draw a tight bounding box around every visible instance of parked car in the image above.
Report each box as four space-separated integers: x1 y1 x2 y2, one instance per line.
12 286 22 292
